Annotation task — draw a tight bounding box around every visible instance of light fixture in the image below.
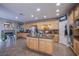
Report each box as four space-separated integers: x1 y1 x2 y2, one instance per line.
37 8 40 11
56 13 59 16
56 3 60 6
44 16 46 18
56 9 60 12
35 17 38 19
31 15 34 17
15 17 18 19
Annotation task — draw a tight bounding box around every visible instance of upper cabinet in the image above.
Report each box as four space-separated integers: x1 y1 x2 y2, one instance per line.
23 19 59 30
68 10 74 25
74 4 79 20
68 4 79 25
69 4 79 56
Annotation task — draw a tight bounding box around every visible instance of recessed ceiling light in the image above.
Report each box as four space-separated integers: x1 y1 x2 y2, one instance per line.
56 9 60 12
37 8 40 11
35 17 38 19
31 15 34 17
56 13 59 16
56 3 60 6
44 16 46 18
15 17 18 19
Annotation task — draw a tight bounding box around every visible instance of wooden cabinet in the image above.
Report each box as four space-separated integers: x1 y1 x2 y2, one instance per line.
76 43 79 55
68 4 79 56
73 39 79 55
39 39 53 55
73 39 77 53
53 35 59 43
27 37 38 51
29 38 35 49
26 37 54 55
30 38 38 51
74 5 79 19
23 19 59 30
26 37 30 47
17 32 27 39
45 40 53 54
68 10 74 25
33 39 38 51
39 39 46 53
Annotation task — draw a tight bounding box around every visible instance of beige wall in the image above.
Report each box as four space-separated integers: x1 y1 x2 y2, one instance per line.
23 18 59 30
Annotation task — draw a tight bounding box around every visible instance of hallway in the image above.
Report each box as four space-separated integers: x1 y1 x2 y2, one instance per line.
0 39 75 56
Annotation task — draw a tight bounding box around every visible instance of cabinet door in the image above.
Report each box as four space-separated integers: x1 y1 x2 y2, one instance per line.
29 38 38 51
39 39 53 55
17 33 21 38
53 35 59 43
22 33 27 39
73 39 79 55
29 39 34 49
68 10 74 25
73 39 77 53
45 40 53 54
26 37 30 47
76 41 79 55
74 5 79 19
39 40 46 53
33 39 38 51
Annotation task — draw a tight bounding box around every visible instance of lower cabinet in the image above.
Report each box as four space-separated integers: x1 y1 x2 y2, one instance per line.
32 39 38 51
39 39 53 55
26 37 30 47
17 32 27 39
39 40 46 53
29 39 34 49
29 38 38 51
76 43 79 55
73 39 79 55
26 37 53 55
45 40 53 54
53 35 59 43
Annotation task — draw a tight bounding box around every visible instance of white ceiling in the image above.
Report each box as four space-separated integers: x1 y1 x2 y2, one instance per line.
1 3 75 22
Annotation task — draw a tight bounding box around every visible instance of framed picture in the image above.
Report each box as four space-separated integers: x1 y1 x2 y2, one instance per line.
4 23 11 30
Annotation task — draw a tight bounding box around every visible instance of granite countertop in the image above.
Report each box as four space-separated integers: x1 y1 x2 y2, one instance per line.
27 35 39 38
17 32 27 33
27 34 54 39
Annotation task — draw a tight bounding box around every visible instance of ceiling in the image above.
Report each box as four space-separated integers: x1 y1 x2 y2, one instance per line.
0 3 75 22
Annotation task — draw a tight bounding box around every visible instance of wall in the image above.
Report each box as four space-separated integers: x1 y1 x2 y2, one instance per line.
59 20 70 46
23 18 59 30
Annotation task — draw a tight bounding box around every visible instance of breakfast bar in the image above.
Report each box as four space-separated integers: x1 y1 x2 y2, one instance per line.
26 34 55 55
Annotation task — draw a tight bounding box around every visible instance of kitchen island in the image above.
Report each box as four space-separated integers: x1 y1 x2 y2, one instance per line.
26 34 55 55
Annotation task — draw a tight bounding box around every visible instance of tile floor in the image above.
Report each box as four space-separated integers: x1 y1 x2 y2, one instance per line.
0 39 75 56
